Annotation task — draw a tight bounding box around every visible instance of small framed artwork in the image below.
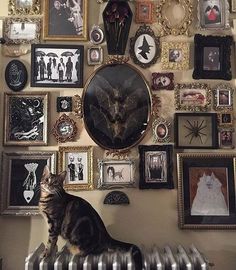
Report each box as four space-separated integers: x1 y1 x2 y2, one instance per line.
152 118 171 143
4 92 48 146
135 1 154 24
43 0 88 41
98 159 135 189
161 42 190 70
8 0 41 15
213 83 234 111
139 145 174 189
57 97 73 112
58 146 94 191
152 72 174 90
4 17 41 44
192 34 232 80
197 0 230 30
129 24 160 69
1 151 56 215
31 44 84 88
218 112 233 127
174 83 211 112
87 47 103 65
177 152 236 229
232 0 236 12
174 113 218 149
89 25 104 45
219 128 234 149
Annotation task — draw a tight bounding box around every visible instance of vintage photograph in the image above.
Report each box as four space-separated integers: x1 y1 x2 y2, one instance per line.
213 84 234 111
152 72 174 90
57 96 72 112
203 47 220 71
169 49 182 62
219 128 234 148
152 118 171 143
87 47 103 65
135 1 154 23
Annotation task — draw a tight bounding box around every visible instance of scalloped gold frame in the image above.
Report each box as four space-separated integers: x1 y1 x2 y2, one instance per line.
8 0 40 15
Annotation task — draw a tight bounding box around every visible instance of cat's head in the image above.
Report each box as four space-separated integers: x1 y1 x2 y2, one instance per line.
40 165 67 194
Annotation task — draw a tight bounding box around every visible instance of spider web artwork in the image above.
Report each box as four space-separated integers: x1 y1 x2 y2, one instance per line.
183 119 208 144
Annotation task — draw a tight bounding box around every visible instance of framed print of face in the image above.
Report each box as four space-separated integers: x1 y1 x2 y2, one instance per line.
8 0 40 15
218 112 233 127
31 44 84 88
152 72 174 90
58 146 94 191
87 47 103 65
192 34 232 80
129 24 160 69
1 151 56 215
89 25 104 45
152 118 171 143
135 1 154 24
57 96 72 112
174 113 218 149
4 92 48 146
43 0 87 41
213 83 234 111
139 145 173 189
219 128 234 149
177 152 236 229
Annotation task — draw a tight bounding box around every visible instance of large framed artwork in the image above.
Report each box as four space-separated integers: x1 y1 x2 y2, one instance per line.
1 151 56 216
177 153 236 229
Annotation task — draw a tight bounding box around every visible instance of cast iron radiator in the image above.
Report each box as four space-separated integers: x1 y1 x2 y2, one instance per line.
25 243 210 270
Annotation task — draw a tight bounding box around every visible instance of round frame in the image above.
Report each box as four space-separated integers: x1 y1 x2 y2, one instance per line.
89 25 104 45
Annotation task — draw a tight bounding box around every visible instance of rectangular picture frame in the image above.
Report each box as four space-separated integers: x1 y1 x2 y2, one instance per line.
213 83 234 111
87 46 103 65
177 152 236 229
8 0 41 15
1 151 56 216
135 1 154 24
219 128 235 149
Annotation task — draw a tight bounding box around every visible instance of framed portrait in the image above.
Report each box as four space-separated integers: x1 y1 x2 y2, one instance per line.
43 0 88 41
213 83 234 111
135 1 154 24
57 96 72 112
129 24 160 69
89 25 104 45
4 92 48 146
31 44 84 88
139 145 174 189
218 112 233 127
174 113 218 149
8 0 41 15
198 0 230 30
1 151 56 216
98 159 135 189
219 128 234 149
152 118 171 143
4 17 41 45
177 152 236 229
87 47 103 65
58 146 94 191
152 72 174 90
192 34 232 80
174 83 211 112
161 42 190 70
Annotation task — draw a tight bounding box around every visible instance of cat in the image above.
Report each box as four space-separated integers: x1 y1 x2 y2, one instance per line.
39 166 143 269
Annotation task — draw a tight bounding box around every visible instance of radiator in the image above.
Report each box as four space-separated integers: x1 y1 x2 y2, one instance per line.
25 243 210 270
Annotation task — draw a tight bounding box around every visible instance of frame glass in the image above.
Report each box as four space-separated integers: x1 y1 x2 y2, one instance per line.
139 145 174 189
219 128 234 149
192 34 232 80
218 112 233 127
213 83 234 111
152 118 171 143
43 0 87 41
135 1 154 24
58 146 94 191
4 92 48 146
1 151 56 216
177 152 236 229
174 113 218 149
87 47 103 65
8 0 40 15
152 72 174 90
98 159 135 189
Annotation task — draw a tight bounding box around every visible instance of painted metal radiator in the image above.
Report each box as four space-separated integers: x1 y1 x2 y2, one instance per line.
25 243 210 270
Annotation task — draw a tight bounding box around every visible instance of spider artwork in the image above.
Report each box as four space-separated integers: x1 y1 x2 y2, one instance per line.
184 119 207 144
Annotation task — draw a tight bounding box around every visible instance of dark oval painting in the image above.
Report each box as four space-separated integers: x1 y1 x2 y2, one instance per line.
5 60 28 92
83 63 152 150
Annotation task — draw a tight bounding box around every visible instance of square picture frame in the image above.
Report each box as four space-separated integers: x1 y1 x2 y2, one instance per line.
174 113 218 149
87 47 103 65
4 92 48 146
56 96 73 112
192 34 232 80
43 0 87 41
31 44 84 88
135 1 154 24
213 83 234 111
1 151 56 216
8 0 41 15
152 72 174 90
139 145 174 189
58 146 94 191
219 128 235 149
218 112 233 127
177 152 236 229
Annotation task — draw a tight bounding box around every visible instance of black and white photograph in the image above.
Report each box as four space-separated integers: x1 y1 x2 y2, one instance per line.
57 96 72 112
169 49 182 62
31 44 84 88
203 47 220 71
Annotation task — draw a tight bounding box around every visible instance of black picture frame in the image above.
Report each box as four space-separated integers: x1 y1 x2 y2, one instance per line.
57 96 73 112
31 44 84 88
139 145 174 189
192 34 232 80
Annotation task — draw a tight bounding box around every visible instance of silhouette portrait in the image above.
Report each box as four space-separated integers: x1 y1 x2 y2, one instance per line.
138 35 153 60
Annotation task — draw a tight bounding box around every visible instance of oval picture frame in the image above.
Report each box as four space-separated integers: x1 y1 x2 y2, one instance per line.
152 118 171 143
89 25 104 45
5 60 28 92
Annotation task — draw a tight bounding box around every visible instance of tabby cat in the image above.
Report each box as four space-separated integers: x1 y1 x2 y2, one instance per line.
39 166 142 269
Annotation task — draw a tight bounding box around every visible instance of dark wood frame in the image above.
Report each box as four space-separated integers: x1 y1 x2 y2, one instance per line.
152 72 174 90
135 1 154 24
56 96 73 112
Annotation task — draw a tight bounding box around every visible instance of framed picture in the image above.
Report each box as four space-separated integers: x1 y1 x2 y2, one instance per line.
31 44 84 88
218 112 233 127
174 83 211 112
8 0 41 15
197 0 230 30
89 25 104 45
161 42 190 70
174 113 218 149
43 0 88 41
4 17 41 45
58 146 94 191
219 128 234 149
135 1 154 24
192 34 232 80
129 24 160 69
98 159 135 189
4 92 48 146
87 47 103 65
1 151 56 216
177 152 236 229
57 96 72 112
213 83 234 111
232 0 236 12
152 117 171 143
139 145 174 189
152 72 174 90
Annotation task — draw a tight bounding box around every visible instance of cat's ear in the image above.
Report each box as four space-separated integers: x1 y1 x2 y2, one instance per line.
58 171 67 184
42 165 50 179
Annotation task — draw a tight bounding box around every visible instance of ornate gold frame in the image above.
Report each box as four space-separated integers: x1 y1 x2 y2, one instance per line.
8 0 40 15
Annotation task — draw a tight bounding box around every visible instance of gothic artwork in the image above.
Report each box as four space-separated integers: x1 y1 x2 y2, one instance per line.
56 96 72 112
